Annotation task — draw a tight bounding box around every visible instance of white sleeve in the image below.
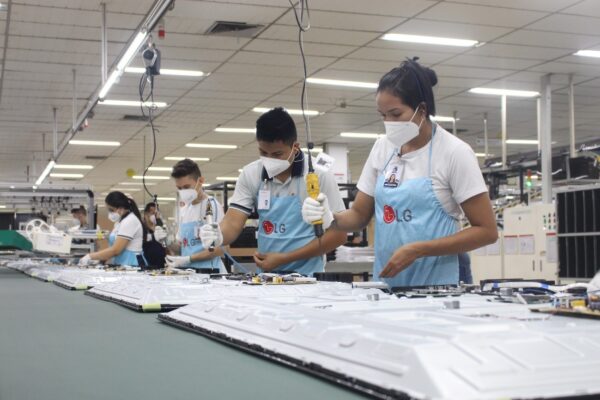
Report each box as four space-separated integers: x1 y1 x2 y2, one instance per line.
229 167 256 215
318 171 346 213
356 138 388 197
448 143 489 205
116 214 141 241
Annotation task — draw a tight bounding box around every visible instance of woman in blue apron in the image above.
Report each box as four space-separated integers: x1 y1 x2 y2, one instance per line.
79 191 145 267
301 58 498 287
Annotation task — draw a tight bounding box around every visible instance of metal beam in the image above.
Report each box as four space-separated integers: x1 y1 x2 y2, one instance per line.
540 74 552 204
55 0 175 161
568 74 576 158
101 3 108 84
0 0 12 104
501 95 507 168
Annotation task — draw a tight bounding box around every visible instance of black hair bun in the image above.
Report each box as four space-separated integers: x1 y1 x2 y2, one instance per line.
424 67 438 87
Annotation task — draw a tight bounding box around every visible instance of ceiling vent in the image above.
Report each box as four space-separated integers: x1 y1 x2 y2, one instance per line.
205 21 264 38
85 155 108 160
122 114 149 122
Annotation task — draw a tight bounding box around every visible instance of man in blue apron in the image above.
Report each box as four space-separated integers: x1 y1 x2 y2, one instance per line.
199 107 346 276
164 159 226 273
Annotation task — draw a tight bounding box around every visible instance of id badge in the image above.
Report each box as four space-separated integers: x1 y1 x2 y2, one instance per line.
194 224 202 239
258 189 271 210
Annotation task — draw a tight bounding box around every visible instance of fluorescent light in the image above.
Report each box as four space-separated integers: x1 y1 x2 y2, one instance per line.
35 160 56 186
53 164 94 170
99 100 168 108
132 175 170 180
574 50 600 58
306 77 377 89
238 169 243 172
381 33 479 47
431 115 457 122
469 88 539 97
506 139 539 145
216 176 239 181
117 31 147 71
214 127 256 133
0 205 7 209
340 132 383 139
99 70 119 99
118 182 156 186
185 143 237 149
125 67 205 77
301 147 323 153
156 197 176 201
69 140 120 146
252 107 320 116
164 156 210 161
147 167 173 172
111 187 140 192
475 153 494 157
50 173 84 178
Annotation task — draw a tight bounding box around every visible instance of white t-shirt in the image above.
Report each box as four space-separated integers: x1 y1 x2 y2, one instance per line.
230 154 346 215
357 125 488 220
113 213 143 252
176 196 225 241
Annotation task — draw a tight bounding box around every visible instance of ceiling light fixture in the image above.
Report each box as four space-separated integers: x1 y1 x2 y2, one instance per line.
132 175 170 180
118 182 156 186
506 139 539 145
306 77 377 89
99 100 168 108
340 132 383 139
216 176 239 181
147 166 173 172
431 115 458 122
53 164 94 170
574 50 600 58
381 33 479 47
469 88 539 97
125 67 205 77
185 143 237 149
252 107 320 116
35 160 56 186
69 140 120 146
214 127 256 133
164 156 210 161
50 173 84 178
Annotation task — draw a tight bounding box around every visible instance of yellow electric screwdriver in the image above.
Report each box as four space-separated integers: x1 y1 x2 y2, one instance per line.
306 171 324 238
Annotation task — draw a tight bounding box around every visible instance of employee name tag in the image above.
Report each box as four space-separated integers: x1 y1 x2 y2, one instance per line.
258 189 271 210
194 224 202 238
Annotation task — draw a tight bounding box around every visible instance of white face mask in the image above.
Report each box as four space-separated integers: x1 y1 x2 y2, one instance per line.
108 211 121 222
150 215 157 224
260 148 295 179
72 218 81 226
384 107 424 148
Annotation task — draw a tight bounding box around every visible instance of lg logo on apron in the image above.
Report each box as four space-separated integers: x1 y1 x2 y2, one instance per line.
262 220 286 235
383 205 413 224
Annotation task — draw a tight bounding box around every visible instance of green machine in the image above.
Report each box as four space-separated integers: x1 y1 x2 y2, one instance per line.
0 230 33 251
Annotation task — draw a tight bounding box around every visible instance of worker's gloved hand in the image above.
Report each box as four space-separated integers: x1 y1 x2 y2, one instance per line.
200 223 223 249
302 193 334 229
165 255 191 269
78 254 92 266
153 226 167 241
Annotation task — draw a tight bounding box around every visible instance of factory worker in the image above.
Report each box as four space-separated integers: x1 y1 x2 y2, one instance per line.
164 159 226 272
70 206 88 230
302 58 498 287
200 107 347 276
79 191 145 266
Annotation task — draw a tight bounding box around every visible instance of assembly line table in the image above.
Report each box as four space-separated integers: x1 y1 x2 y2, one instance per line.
0 267 366 400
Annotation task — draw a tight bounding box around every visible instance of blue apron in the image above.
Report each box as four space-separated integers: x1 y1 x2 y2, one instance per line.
374 125 458 287
257 178 324 276
108 230 139 266
179 198 225 271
